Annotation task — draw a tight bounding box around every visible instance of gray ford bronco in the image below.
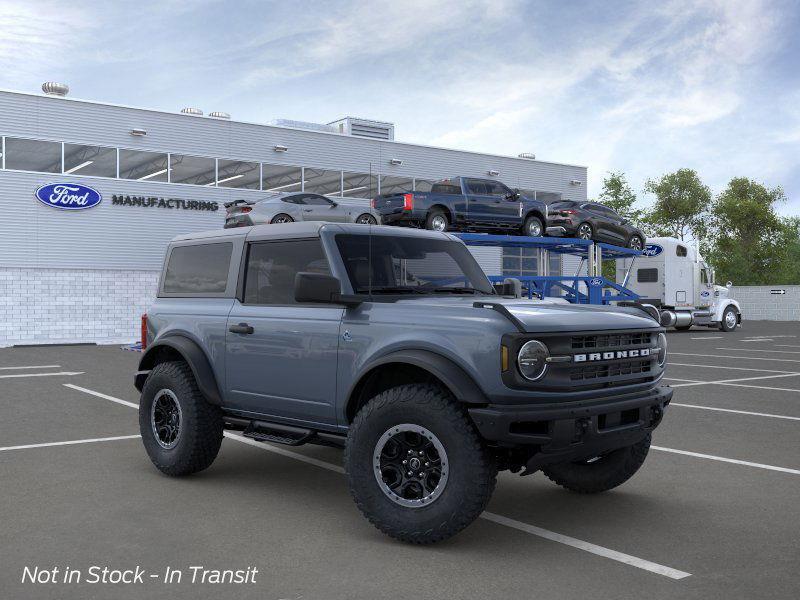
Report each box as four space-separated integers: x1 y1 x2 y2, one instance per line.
135 222 672 544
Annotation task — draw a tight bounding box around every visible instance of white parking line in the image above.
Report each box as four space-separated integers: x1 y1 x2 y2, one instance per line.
480 512 691 580
739 339 773 343
64 384 139 408
0 365 61 370
715 348 800 354
669 362 798 374
0 435 140 453
668 373 800 388
652 446 800 476
225 432 691 580
670 403 800 421
671 352 800 364
0 371 84 379
690 336 723 340
776 345 800 349
716 382 800 394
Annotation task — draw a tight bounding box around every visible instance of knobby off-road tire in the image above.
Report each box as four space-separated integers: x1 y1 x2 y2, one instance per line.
542 434 651 494
345 384 497 544
139 361 223 476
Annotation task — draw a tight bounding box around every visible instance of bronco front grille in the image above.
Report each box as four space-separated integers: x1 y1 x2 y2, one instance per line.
571 332 652 350
570 359 652 381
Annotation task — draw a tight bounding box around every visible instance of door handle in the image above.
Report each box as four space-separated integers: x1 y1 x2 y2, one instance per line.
229 323 254 335
303 208 313 212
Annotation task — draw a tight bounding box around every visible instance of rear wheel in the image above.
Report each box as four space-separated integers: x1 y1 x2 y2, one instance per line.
345 384 497 544
270 213 294 224
576 222 593 240
139 361 223 476
542 434 651 494
425 209 449 232
522 215 544 237
628 235 644 251
356 213 377 225
720 306 738 332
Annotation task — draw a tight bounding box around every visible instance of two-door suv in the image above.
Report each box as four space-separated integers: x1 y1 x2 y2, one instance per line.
135 222 672 544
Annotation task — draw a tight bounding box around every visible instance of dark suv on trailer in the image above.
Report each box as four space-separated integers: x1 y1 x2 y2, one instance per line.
547 200 646 249
135 222 671 544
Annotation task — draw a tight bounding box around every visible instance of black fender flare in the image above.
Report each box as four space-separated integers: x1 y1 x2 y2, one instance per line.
134 336 223 405
348 349 488 409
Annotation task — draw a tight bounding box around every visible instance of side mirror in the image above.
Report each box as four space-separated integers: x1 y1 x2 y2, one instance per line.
726 281 732 288
329 201 338 208
295 272 342 303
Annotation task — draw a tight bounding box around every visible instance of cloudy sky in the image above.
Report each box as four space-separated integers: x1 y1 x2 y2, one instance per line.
1 0 799 212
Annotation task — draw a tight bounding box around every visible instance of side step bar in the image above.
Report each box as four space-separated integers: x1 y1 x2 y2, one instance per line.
225 416 346 449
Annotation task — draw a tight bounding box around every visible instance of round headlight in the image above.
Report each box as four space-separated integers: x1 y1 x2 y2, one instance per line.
657 332 668 366
517 340 549 381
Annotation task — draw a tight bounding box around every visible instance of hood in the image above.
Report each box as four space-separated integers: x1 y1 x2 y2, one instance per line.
393 296 659 333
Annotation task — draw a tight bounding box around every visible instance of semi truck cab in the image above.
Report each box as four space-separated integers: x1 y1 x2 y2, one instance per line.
616 236 742 332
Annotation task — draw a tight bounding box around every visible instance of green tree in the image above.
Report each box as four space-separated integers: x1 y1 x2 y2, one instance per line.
598 171 643 226
705 178 794 285
642 169 711 241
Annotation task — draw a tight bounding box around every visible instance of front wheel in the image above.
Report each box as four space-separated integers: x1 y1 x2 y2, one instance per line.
345 384 497 544
542 434 651 494
720 306 738 332
355 213 377 225
522 215 544 237
139 361 223 476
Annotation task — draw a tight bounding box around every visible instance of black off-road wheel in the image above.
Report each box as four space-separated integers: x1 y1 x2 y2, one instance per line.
345 384 497 544
542 434 651 494
139 361 223 477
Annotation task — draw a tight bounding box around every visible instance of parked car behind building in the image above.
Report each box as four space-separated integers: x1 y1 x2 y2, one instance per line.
546 200 646 249
224 192 381 228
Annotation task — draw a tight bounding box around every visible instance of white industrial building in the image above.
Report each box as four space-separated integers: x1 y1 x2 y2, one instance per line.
0 85 587 346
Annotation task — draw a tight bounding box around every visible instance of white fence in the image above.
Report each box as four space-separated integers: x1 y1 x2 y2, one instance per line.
730 286 800 321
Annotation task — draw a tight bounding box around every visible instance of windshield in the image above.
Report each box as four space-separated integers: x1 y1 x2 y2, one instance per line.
335 234 494 295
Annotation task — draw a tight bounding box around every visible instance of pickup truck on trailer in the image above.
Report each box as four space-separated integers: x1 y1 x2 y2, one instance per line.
135 222 672 544
372 176 550 237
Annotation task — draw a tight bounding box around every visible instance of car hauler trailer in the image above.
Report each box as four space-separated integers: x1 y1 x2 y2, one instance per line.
615 237 742 332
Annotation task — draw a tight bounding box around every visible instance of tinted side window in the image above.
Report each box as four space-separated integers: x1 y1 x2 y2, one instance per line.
677 245 688 257
430 183 461 194
465 179 489 195
637 268 659 283
244 240 330 305
282 195 304 204
484 181 511 197
163 243 232 294
303 194 334 206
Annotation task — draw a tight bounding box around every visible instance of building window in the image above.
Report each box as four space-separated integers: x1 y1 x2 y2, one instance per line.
304 168 342 196
4 138 61 173
170 154 216 186
119 149 169 182
379 175 413 195
63 144 117 177
217 159 260 189
342 171 378 198
262 163 302 193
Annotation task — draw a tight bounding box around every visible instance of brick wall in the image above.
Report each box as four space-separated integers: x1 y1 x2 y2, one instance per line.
0 268 159 347
729 286 800 322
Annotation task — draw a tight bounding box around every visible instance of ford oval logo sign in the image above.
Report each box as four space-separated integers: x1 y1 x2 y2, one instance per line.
35 183 102 210
642 244 663 257
700 290 710 297
588 277 603 287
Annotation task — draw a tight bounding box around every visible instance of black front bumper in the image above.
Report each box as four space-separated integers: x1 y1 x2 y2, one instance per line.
468 385 672 468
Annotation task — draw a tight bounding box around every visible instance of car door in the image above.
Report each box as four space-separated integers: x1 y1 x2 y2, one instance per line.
584 204 618 242
225 237 343 425
297 194 348 222
484 180 521 225
464 179 495 225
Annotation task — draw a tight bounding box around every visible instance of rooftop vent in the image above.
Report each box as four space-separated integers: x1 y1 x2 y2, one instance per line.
180 107 203 116
42 82 69 97
269 119 337 134
209 111 230 119
328 117 395 141
518 152 536 160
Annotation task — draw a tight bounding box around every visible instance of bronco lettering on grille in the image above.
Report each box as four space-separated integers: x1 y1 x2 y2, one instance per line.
573 348 651 362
